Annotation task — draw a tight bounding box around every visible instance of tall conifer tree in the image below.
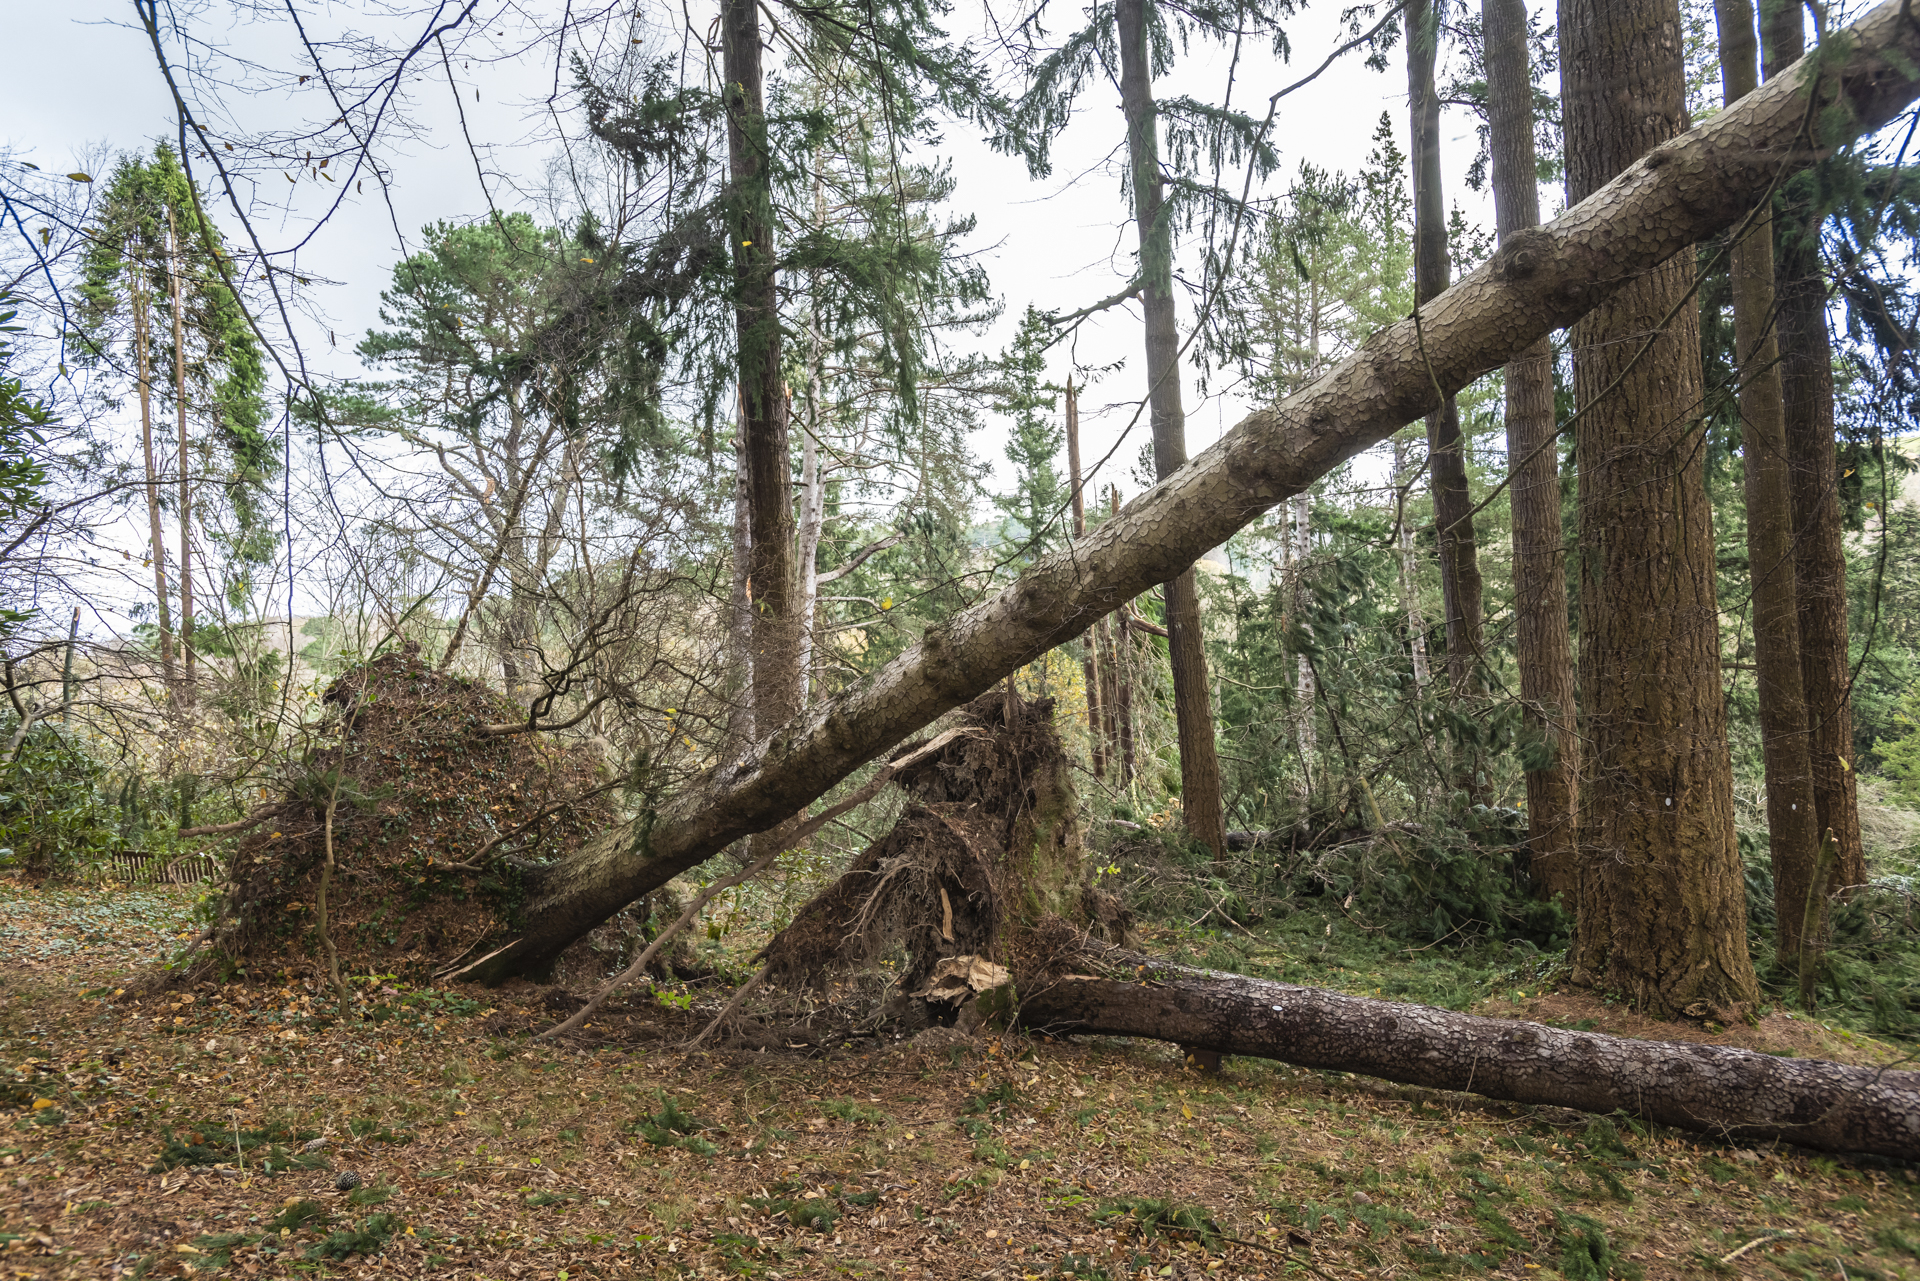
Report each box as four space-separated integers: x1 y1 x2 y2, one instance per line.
1765 1 1867 890
1483 0 1578 902
1560 0 1759 1013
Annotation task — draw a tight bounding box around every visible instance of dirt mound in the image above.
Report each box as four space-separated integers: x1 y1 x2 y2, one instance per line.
212 652 617 982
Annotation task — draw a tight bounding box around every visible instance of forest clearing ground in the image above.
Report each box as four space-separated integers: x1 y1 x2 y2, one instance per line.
4 883 1920 1281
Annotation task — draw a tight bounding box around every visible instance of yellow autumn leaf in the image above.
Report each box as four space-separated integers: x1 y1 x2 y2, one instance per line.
32 1097 55 1109
1838 755 1851 771
66 172 92 182
1181 1103 1194 1119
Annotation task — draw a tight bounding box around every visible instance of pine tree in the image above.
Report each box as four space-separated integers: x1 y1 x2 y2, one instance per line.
1000 0 1292 857
1407 0 1485 712
994 306 1065 562
1561 0 1759 1013
77 145 271 700
1714 0 1821 957
1765 1 1868 890
1483 0 1578 904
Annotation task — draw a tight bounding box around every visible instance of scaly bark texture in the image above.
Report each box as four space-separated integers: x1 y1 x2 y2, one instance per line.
1017 936 1920 1159
460 2 1920 984
1408 0 1485 704
1718 0 1821 956
723 0 800 735
1115 0 1227 859
1766 3 1868 891
1484 0 1578 904
1561 0 1760 1014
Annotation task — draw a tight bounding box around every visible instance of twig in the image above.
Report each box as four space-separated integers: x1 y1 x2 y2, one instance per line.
687 963 770 1050
316 756 351 1023
178 803 288 839
1721 1230 1797 1263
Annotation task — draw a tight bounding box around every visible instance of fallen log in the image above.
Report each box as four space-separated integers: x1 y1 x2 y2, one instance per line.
1017 938 1920 1160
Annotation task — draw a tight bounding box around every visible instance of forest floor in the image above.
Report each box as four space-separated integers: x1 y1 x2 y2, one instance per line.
4 881 1920 1281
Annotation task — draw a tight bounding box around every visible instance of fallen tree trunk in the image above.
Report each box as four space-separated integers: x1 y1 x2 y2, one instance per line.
1017 938 1920 1160
462 3 1920 984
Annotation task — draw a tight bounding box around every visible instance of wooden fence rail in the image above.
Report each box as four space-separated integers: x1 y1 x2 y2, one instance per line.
104 852 224 885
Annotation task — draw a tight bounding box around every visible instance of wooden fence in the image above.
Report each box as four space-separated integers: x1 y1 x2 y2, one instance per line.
105 852 224 885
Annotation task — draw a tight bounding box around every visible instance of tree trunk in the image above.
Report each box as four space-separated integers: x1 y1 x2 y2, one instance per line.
1408 0 1485 705
1290 491 1317 775
168 208 195 705
724 0 800 735
133 265 176 692
1016 937 1920 1160
1066 380 1107 779
1484 0 1577 904
1766 2 1868 891
1718 0 1823 957
1391 436 1432 692
1115 0 1227 860
1561 0 1760 1014
1108 487 1135 785
796 394 824 711
726 422 756 755
455 2 1920 985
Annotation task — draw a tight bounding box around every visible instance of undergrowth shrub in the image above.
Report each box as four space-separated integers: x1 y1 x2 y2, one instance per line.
0 720 123 876
1099 807 1567 951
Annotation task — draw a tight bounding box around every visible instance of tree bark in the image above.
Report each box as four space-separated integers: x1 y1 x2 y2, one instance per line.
1718 0 1823 958
1066 380 1107 779
1408 0 1485 707
1484 0 1577 904
1561 0 1760 1014
456 2 1920 985
1115 0 1227 859
726 422 756 755
1017 939 1920 1160
1391 437 1432 692
724 0 800 736
132 263 176 692
1766 1 1868 891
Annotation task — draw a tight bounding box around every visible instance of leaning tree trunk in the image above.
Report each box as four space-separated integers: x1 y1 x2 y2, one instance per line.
1408 0 1485 709
1718 0 1822 957
1484 0 1578 905
1561 0 1760 1015
1017 934 1920 1160
454 2 1920 986
1766 2 1868 892
1115 0 1228 860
